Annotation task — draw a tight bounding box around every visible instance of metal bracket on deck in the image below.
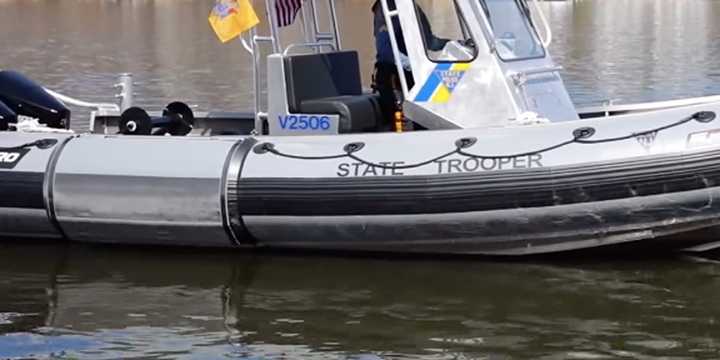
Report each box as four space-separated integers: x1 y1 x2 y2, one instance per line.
508 66 563 87
114 73 134 111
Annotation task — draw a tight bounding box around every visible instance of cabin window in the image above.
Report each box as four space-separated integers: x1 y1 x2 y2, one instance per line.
480 0 545 61
414 0 477 63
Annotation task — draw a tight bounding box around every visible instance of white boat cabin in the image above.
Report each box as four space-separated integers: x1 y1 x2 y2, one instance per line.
251 0 577 136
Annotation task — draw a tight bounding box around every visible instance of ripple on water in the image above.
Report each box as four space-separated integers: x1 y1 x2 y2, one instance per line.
626 339 681 351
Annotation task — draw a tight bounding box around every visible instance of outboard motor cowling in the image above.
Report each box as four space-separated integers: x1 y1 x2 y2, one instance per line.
0 70 70 129
0 99 16 131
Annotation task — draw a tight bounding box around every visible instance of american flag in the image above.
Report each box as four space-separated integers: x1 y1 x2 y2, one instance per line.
275 0 303 27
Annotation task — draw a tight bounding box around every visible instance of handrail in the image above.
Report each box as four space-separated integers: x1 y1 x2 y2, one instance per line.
508 65 562 86
282 42 336 56
327 0 342 50
304 0 341 53
473 1 499 55
531 0 552 47
240 31 254 54
43 88 119 113
380 2 410 97
253 32 275 132
577 95 720 115
264 0 281 53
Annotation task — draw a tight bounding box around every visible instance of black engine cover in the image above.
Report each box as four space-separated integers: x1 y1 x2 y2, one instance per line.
0 70 70 129
0 99 17 131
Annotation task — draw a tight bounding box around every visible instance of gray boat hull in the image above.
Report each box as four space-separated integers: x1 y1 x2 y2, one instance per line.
243 187 720 255
4 102 720 255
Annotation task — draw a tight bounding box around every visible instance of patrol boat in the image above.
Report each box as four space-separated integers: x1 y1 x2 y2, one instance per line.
3 0 720 256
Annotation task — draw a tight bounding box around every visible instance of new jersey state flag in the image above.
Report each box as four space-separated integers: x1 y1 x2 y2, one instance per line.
209 0 259 43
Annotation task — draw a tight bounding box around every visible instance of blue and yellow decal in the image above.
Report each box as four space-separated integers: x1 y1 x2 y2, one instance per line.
414 63 471 104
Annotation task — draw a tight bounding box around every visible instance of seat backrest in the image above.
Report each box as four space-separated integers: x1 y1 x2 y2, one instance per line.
284 50 362 113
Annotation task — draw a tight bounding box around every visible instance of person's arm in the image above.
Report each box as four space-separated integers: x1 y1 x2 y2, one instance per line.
377 29 411 70
417 5 449 51
375 30 396 64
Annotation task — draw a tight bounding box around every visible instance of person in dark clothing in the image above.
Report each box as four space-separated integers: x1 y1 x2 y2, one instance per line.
372 0 407 68
371 0 448 129
371 0 411 130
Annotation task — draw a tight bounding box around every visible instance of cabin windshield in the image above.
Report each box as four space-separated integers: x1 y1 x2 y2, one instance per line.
479 0 545 61
414 0 477 63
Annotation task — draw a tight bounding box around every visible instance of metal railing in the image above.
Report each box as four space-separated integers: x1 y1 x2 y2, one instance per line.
508 66 563 86
283 42 336 56
253 31 274 132
531 0 553 47
43 73 133 116
43 88 120 115
380 1 410 97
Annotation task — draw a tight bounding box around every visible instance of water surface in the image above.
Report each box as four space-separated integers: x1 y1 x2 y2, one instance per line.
3 0 720 358
2 243 720 359
3 0 720 127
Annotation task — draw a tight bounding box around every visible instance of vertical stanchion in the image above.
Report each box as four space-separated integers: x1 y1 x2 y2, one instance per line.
117 73 134 112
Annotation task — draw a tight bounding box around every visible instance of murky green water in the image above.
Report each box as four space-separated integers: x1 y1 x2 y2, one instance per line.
2 243 720 359
3 0 720 358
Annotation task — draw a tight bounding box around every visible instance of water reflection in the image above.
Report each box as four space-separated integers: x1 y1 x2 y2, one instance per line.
544 0 720 105
2 243 720 359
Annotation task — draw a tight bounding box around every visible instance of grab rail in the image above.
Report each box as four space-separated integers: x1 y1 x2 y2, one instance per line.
531 0 553 47
253 32 274 132
282 42 337 56
508 66 563 86
577 95 720 116
240 31 254 54
43 88 120 115
380 2 410 97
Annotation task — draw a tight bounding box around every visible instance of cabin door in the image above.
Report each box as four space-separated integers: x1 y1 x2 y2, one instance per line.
388 0 520 129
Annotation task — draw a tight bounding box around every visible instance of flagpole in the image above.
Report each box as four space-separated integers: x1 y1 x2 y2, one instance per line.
327 0 341 50
265 0 281 52
250 26 261 131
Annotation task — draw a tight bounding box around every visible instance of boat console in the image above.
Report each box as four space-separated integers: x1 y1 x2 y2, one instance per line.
254 0 577 134
269 50 382 134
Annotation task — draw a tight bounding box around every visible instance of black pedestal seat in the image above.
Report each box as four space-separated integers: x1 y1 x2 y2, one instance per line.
284 50 380 133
